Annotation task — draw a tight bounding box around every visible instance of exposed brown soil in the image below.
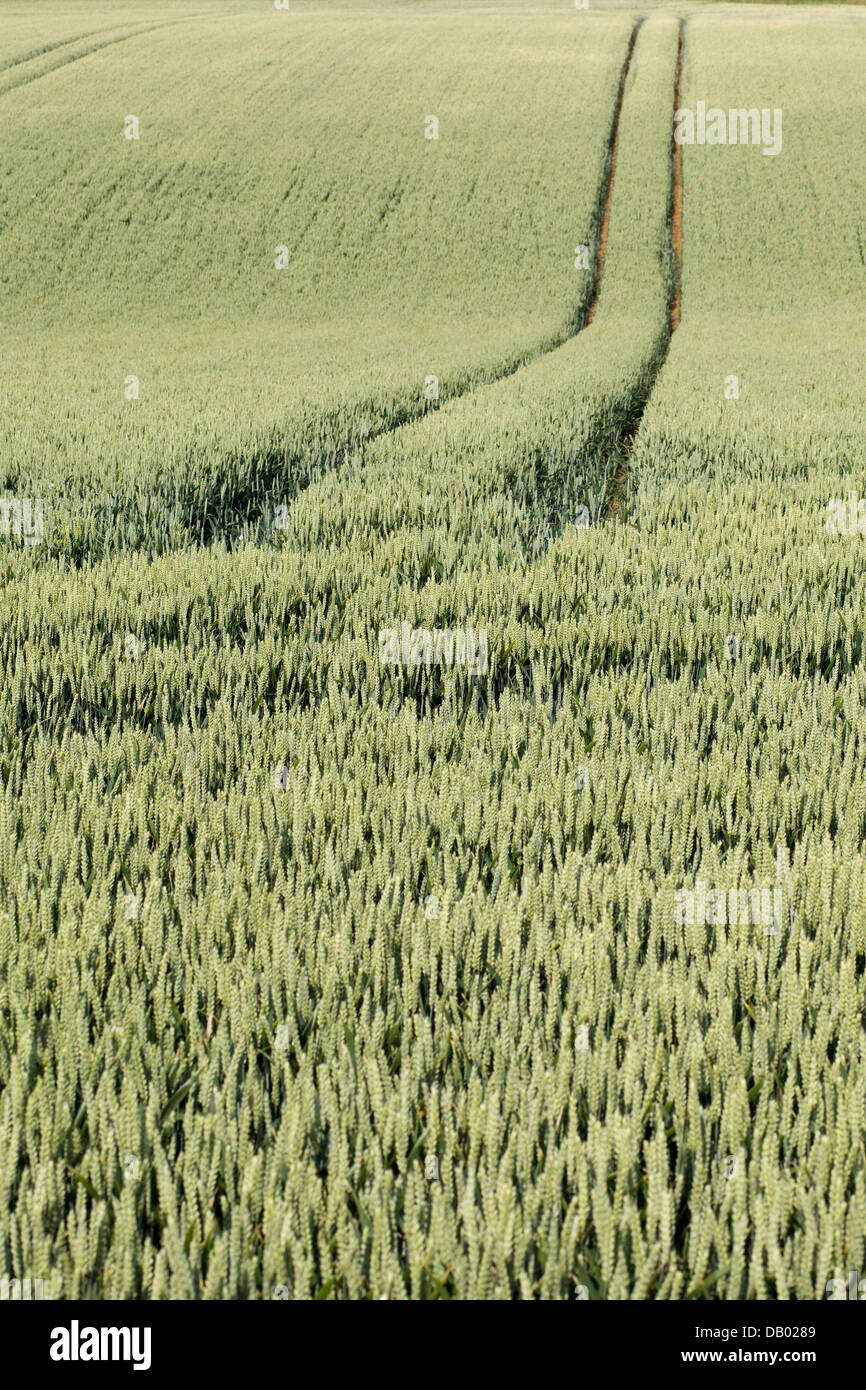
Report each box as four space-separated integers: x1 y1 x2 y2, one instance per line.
585 23 640 327
606 21 684 519
669 27 684 334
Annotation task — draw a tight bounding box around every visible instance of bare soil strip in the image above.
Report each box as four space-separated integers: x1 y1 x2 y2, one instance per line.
606 19 684 518
669 26 684 335
584 22 641 328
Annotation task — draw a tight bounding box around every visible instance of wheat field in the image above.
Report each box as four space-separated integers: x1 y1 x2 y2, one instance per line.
1 0 865 1303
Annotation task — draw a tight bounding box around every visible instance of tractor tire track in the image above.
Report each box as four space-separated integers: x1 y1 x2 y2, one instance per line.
128 22 644 556
16 20 644 560
0 21 194 99
296 17 642 459
669 24 684 335
605 18 684 518
261 22 643 503
0 30 118 75
584 20 642 328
